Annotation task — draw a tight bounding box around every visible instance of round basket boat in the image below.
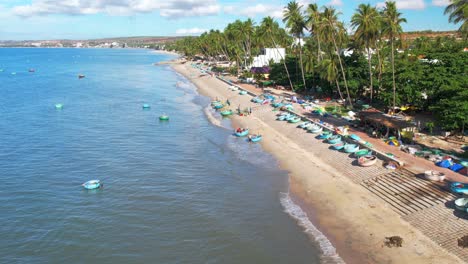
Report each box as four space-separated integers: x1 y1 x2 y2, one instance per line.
454 198 468 212
424 170 445 182
358 155 378 167
159 115 169 121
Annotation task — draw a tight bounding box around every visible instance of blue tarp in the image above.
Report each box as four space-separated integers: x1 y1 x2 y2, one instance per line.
449 163 464 172
436 159 453 168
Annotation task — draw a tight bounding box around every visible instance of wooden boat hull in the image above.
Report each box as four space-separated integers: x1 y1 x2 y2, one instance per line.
424 170 445 182
358 155 377 167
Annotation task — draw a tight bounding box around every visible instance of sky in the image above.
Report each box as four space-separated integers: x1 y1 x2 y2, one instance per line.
0 0 458 40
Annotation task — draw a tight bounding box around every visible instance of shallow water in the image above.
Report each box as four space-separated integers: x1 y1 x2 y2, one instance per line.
0 48 324 263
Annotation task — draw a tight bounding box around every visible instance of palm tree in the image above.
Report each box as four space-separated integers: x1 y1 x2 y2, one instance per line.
283 1 307 90
321 6 353 107
444 0 467 39
351 4 380 102
260 16 295 90
382 1 406 112
305 3 324 62
319 58 344 100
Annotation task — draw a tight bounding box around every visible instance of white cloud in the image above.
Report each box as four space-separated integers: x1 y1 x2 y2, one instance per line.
175 27 207 35
12 0 220 19
327 0 343 6
432 0 450 7
377 0 425 10
224 4 283 18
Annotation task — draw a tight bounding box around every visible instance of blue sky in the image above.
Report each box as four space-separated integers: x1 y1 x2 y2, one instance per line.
0 0 458 40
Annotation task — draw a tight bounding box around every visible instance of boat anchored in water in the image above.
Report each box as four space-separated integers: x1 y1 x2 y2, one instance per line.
78 74 85 79
82 180 102 190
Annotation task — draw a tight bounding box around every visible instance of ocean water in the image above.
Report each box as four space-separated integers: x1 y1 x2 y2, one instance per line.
0 48 330 264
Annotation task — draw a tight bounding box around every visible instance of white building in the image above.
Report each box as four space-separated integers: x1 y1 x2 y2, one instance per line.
250 48 285 68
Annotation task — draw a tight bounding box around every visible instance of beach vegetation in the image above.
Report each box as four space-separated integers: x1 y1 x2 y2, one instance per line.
166 2 468 134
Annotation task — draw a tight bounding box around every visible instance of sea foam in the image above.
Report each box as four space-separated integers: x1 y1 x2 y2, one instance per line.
280 192 345 264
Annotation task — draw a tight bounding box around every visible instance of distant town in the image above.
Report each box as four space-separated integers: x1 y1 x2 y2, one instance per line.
0 36 183 49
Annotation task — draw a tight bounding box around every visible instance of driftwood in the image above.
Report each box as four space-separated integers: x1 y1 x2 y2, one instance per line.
384 236 403 247
458 235 468 248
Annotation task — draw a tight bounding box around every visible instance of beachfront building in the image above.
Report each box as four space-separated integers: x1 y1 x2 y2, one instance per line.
249 48 285 68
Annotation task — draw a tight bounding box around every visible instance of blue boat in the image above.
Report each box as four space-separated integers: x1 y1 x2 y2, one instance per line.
213 104 224 109
451 182 468 194
285 115 297 121
332 142 345 150
328 135 342 144
272 102 284 108
82 180 101 190
234 129 249 137
318 132 332 139
249 135 262 142
239 90 248 95
142 104 150 109
298 121 311 129
277 114 291 121
344 143 360 153
308 124 323 134
349 134 361 141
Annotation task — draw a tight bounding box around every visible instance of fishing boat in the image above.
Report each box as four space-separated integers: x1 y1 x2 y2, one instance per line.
317 131 332 139
327 135 342 144
213 104 224 110
272 102 284 108
220 110 233 116
159 115 169 121
55 103 63 109
358 155 378 167
285 115 297 122
248 134 262 143
142 104 151 109
78 74 85 79
332 142 345 150
28 68 35 72
454 198 468 212
308 124 323 134
82 180 101 190
288 117 301 123
239 90 247 95
277 114 291 121
424 170 445 182
354 149 371 158
211 100 222 106
349 134 361 141
450 182 468 194
230 86 238 91
234 128 249 137
298 121 311 129
251 97 263 103
344 143 359 153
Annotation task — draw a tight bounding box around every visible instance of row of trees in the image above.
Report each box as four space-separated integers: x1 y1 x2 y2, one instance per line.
167 1 467 132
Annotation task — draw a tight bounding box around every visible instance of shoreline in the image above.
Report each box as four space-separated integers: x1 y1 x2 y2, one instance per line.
168 60 466 264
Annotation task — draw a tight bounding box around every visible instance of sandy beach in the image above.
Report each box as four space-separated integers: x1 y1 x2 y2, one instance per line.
168 59 466 264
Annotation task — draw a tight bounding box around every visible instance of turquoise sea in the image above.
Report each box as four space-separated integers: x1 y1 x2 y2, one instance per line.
0 48 333 264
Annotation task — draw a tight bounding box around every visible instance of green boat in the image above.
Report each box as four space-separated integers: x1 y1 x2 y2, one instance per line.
55 103 63 109
220 110 233 116
354 149 371 158
159 115 169 121
288 117 301 123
